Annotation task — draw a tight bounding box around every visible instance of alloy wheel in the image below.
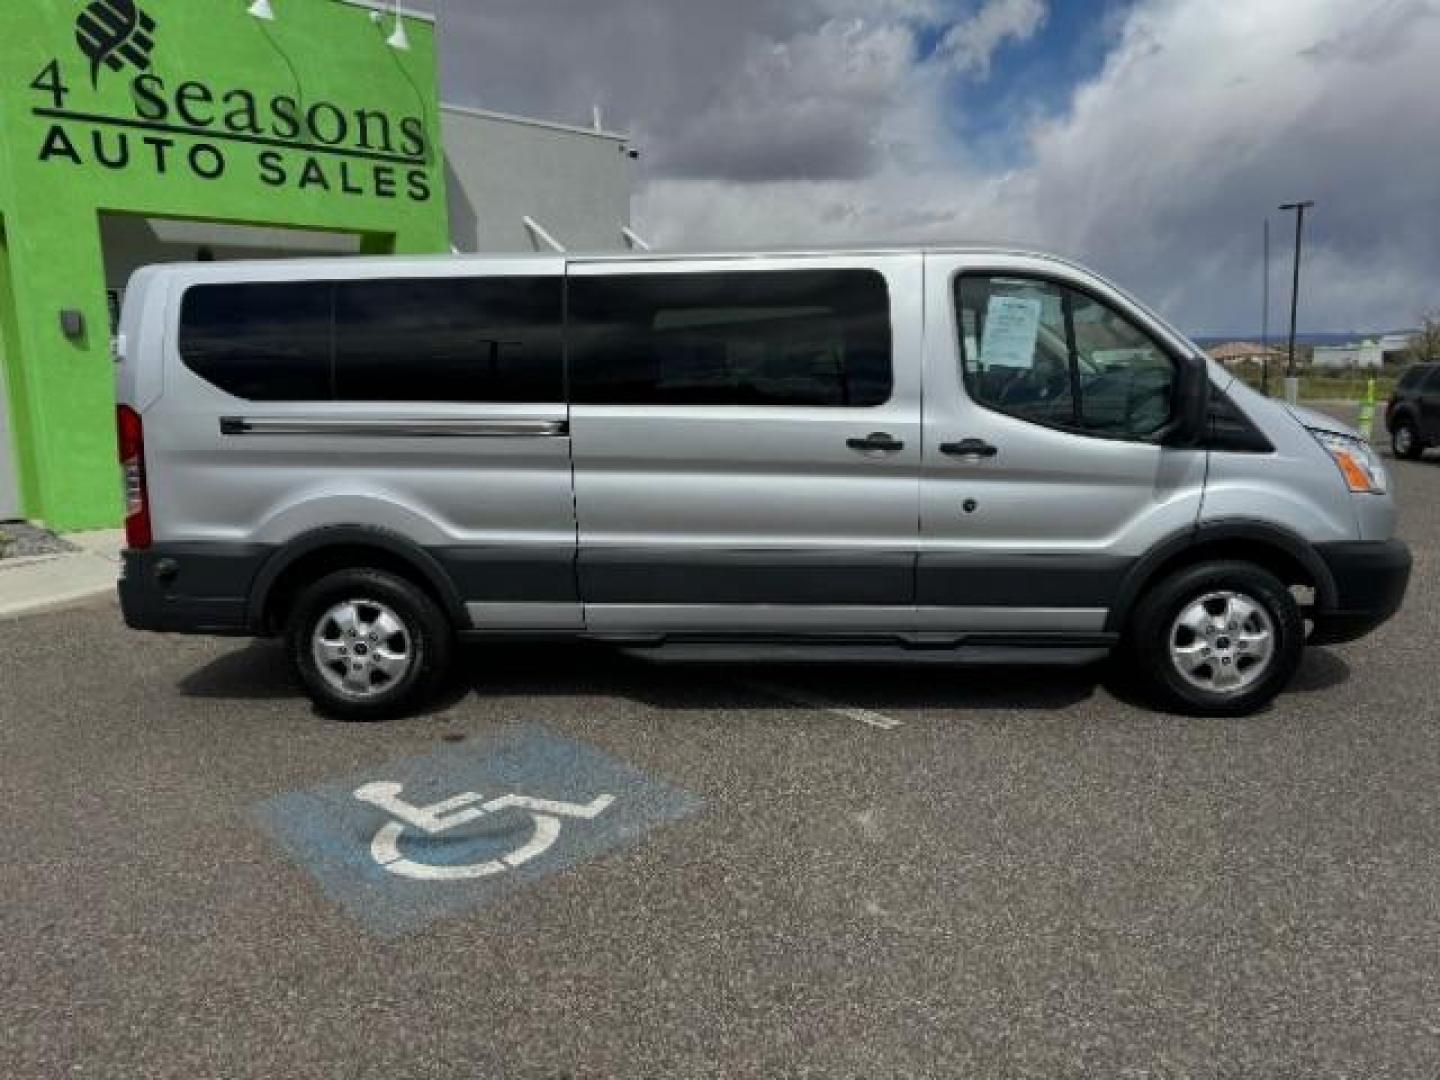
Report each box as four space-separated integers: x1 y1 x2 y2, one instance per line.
1168 590 1276 696
311 599 414 699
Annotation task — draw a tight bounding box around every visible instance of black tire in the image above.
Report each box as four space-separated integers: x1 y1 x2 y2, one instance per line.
286 568 453 722
1392 418 1424 460
1127 561 1304 717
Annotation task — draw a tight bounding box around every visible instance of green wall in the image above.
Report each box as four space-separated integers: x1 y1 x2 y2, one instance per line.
0 0 450 530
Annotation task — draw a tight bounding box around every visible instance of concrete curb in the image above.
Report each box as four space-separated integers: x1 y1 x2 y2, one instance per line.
0 552 70 572
0 581 117 621
0 530 124 621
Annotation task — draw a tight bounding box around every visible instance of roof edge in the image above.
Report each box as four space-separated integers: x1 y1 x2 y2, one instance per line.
333 0 437 25
440 103 630 142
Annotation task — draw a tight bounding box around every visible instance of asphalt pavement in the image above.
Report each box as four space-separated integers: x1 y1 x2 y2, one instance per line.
3 453 1439 1078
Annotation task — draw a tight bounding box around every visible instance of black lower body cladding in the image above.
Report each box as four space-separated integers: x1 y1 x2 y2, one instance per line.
119 545 268 635
1309 540 1413 645
118 537 1413 648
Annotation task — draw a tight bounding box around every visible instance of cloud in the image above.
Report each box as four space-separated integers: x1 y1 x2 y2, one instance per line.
656 20 919 181
938 0 1048 78
435 0 957 185
1299 0 1439 63
437 0 1440 332
1008 0 1440 331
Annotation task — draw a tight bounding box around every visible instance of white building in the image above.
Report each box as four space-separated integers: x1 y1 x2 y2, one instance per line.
1380 332 1418 364
1312 340 1385 370
442 105 641 254
1207 342 1285 369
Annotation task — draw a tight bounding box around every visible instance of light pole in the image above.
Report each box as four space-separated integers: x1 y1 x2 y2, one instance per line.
1279 200 1314 404
1261 218 1271 397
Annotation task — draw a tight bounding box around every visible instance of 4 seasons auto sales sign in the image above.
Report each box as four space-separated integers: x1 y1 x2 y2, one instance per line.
28 0 436 204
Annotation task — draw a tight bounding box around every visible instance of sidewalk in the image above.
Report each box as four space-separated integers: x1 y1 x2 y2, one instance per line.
0 530 124 620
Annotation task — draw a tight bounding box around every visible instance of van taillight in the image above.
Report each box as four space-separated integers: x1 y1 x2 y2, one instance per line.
116 404 152 550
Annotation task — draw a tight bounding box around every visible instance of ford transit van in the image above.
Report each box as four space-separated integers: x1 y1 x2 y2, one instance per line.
115 247 1411 719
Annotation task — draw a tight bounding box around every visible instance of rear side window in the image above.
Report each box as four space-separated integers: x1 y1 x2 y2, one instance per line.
334 278 563 403
179 283 333 402
568 269 893 407
179 278 564 403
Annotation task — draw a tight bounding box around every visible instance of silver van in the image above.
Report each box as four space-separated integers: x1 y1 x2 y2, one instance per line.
115 247 1411 719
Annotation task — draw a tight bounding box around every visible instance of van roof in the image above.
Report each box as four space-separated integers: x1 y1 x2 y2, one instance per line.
140 242 1087 276
128 242 1201 358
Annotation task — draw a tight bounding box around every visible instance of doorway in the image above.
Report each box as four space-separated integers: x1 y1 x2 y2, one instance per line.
0 220 23 521
98 214 380 336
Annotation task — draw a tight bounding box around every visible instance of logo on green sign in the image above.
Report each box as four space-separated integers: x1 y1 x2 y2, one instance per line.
75 0 158 86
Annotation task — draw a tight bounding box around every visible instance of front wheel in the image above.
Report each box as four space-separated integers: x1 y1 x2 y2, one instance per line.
1127 561 1304 717
1392 419 1424 460
287 568 453 721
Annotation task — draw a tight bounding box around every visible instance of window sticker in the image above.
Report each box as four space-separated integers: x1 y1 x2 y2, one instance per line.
979 295 1043 370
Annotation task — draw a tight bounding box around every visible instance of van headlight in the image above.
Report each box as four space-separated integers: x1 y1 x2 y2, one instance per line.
1310 429 1388 494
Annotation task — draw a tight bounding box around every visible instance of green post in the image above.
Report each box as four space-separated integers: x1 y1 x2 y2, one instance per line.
1357 378 1377 442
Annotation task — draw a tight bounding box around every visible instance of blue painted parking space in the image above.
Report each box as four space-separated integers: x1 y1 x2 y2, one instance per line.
252 725 703 936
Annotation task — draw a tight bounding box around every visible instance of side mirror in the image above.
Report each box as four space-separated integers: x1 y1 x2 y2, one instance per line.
1162 354 1212 447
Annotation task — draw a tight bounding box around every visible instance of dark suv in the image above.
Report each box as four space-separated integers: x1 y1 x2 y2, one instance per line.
1387 363 1440 459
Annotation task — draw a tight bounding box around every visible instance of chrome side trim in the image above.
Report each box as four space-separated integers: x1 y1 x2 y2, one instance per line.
583 605 1107 634
459 602 1109 635
220 417 568 438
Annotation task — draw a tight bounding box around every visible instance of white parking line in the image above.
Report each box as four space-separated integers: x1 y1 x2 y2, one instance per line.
745 680 902 731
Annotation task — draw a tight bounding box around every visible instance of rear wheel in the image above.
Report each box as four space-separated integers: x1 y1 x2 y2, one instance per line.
287 568 452 721
1392 419 1424 460
1128 561 1304 717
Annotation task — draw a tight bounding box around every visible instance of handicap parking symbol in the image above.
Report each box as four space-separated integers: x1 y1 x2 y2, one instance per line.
355 782 617 881
252 725 703 936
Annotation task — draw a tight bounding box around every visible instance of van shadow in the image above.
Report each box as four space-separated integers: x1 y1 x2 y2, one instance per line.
177 639 1352 718
178 640 297 700
444 642 1106 714
1288 646 1353 694
178 639 1106 715
449 642 1350 713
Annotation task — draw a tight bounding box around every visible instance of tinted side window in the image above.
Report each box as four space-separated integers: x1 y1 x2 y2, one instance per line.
1067 291 1176 437
1421 366 1440 394
1397 366 1428 391
180 283 333 401
569 269 893 407
956 275 1177 439
334 278 563 403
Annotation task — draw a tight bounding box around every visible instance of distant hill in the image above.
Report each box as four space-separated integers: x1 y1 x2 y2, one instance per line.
1192 331 1416 349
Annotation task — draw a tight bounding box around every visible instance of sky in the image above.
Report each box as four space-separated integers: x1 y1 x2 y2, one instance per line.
429 0 1440 335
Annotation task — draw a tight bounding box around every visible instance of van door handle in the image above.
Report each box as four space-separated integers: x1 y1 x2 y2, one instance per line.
846 432 905 455
940 439 999 459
